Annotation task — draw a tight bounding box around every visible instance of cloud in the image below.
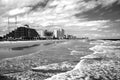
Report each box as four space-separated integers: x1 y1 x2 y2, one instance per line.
29 0 49 11
115 19 120 22
84 33 104 38
1 0 42 7
97 0 120 7
84 0 120 7
2 0 120 16
1 0 111 29
0 0 120 38
0 0 45 16
7 7 31 16
112 33 120 36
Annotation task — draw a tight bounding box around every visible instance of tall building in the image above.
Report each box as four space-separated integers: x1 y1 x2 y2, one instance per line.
59 28 65 39
40 30 45 38
53 28 65 39
53 29 58 38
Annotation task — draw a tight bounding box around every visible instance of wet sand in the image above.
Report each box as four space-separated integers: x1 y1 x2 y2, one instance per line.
0 40 65 60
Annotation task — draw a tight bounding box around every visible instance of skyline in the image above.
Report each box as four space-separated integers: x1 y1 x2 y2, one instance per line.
0 0 120 39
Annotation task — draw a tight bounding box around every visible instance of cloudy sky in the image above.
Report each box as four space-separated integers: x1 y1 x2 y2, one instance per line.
0 0 120 39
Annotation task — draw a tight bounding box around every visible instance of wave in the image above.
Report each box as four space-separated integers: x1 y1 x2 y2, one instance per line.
70 50 92 56
90 40 104 45
46 40 120 80
70 50 82 55
90 40 120 54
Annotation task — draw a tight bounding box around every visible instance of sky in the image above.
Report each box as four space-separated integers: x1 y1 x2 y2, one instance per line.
0 0 120 39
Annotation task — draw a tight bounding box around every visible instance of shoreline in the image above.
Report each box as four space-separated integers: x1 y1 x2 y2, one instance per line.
0 40 67 60
46 40 120 80
0 40 93 80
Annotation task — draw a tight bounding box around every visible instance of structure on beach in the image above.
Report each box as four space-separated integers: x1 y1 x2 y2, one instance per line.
3 25 40 40
53 28 65 39
39 28 65 39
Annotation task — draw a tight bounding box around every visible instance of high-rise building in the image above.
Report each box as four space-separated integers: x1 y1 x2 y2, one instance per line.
53 28 65 39
53 29 58 38
59 28 65 39
40 30 45 38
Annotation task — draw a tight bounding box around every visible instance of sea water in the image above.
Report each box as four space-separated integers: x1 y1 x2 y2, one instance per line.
90 40 120 55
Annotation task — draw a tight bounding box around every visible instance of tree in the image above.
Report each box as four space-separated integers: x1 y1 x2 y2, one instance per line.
44 30 53 37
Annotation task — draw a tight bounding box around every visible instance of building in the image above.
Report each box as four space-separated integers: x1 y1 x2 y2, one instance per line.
53 29 58 38
3 25 40 40
65 34 76 39
59 28 65 39
44 30 53 39
53 28 65 39
0 36 3 41
40 30 45 38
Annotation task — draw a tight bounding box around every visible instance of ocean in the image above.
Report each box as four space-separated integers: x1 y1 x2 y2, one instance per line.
90 40 120 55
45 39 120 80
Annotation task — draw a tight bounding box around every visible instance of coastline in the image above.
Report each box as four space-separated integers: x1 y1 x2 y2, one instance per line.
0 40 93 80
46 40 120 80
0 40 67 60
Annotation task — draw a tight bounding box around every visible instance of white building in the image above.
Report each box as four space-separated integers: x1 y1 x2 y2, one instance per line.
53 28 65 39
40 30 45 38
53 29 58 38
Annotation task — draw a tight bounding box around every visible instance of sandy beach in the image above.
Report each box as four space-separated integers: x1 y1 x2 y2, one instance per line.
1 40 120 80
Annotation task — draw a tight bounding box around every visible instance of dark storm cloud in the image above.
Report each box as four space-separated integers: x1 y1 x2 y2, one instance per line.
28 0 50 11
75 0 120 21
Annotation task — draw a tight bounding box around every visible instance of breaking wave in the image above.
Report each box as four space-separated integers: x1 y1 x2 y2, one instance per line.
46 40 120 80
90 40 120 54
